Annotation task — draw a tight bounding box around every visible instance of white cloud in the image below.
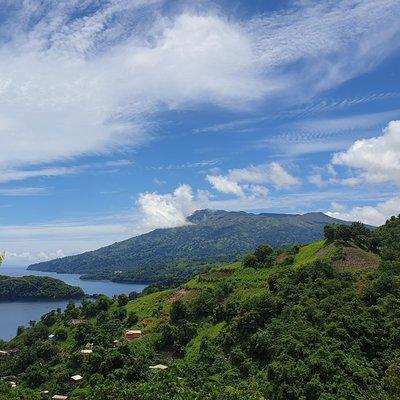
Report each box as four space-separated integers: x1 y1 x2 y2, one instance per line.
264 109 400 156
332 120 400 185
248 185 269 198
137 184 206 230
207 162 299 197
0 0 398 175
5 249 66 264
0 5 266 173
308 170 361 188
326 197 400 226
267 163 300 189
0 187 47 196
206 175 244 197
0 212 138 265
0 159 134 184
248 0 400 93
0 167 81 183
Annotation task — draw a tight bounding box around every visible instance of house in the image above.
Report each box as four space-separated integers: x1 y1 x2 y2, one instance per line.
113 339 120 348
0 351 8 357
125 330 142 341
40 390 50 399
85 343 94 349
70 319 84 326
9 381 17 388
149 364 168 370
52 396 68 400
70 374 83 385
48 334 57 342
80 349 93 356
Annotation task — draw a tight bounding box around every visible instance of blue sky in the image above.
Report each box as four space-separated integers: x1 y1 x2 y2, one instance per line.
0 0 399 265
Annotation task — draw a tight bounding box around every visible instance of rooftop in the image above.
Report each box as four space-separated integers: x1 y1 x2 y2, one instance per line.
149 364 168 370
125 330 142 334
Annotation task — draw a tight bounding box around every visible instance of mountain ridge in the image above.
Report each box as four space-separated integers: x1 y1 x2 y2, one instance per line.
27 209 352 282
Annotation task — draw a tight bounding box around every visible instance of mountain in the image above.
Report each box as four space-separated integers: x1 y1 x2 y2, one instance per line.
27 209 352 282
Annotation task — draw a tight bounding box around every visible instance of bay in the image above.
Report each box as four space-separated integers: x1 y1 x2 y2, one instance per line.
0 265 147 341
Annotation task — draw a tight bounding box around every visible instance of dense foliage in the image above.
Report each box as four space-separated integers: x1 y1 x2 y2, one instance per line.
0 276 84 300
324 217 400 261
2 216 399 399
28 210 350 283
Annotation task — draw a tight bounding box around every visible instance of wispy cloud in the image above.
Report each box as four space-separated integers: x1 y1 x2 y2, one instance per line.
0 167 81 183
0 187 47 196
0 211 139 265
0 0 399 174
262 109 400 155
0 159 133 183
147 160 219 171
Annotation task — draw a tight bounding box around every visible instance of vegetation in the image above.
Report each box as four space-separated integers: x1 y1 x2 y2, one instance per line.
0 276 84 300
28 210 350 283
2 216 400 399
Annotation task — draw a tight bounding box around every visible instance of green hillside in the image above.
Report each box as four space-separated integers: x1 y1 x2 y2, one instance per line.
0 275 84 300
2 216 400 399
27 210 351 284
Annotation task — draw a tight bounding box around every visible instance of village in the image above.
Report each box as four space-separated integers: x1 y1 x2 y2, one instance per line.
0 292 173 400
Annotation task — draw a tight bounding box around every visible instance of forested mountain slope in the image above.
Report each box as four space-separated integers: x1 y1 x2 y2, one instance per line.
2 216 400 399
27 210 351 283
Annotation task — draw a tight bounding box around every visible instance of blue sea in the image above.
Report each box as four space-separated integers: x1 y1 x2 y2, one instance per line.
0 265 147 340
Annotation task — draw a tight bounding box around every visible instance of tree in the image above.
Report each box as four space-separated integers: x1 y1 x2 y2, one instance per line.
254 244 273 263
324 225 336 241
24 364 48 388
128 291 140 301
117 294 129 307
336 225 352 244
96 295 112 311
126 312 138 326
243 254 257 269
54 327 68 341
170 300 187 324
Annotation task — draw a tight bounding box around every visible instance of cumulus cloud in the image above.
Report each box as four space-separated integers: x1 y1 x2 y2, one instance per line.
207 162 299 197
326 197 400 226
0 0 399 179
332 120 400 185
137 184 207 230
206 175 244 197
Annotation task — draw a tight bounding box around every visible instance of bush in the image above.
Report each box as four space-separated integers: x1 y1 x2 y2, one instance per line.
254 244 273 262
117 294 129 307
243 254 257 269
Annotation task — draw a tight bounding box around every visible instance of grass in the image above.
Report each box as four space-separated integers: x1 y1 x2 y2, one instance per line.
125 289 174 332
293 240 327 268
185 322 225 362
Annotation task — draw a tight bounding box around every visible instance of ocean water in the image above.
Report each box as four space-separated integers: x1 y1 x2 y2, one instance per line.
0 265 147 340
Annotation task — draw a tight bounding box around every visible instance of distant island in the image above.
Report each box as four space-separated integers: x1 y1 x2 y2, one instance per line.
27 209 353 284
0 275 84 300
